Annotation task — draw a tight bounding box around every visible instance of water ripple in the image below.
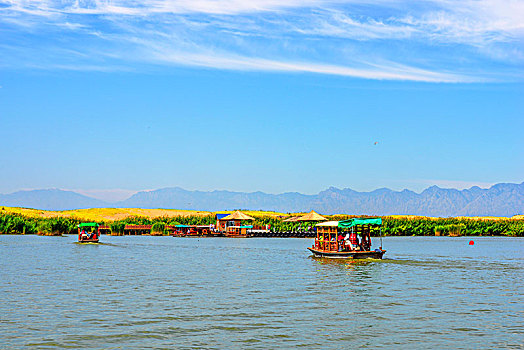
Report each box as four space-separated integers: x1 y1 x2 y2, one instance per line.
0 235 522 349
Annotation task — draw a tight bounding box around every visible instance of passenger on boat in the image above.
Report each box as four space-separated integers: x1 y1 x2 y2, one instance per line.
349 231 359 250
338 233 345 251
343 233 351 250
362 234 371 251
317 235 324 250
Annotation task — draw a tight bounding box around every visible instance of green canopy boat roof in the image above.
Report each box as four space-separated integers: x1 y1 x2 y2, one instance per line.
78 223 99 228
174 224 191 228
338 218 382 228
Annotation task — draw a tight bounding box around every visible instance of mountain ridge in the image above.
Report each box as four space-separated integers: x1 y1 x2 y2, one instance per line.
1 182 522 216
0 189 109 211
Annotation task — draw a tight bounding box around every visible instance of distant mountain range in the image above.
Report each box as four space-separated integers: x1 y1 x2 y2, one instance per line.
1 182 523 217
0 189 107 211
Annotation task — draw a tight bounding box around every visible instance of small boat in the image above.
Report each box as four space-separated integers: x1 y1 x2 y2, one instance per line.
308 218 385 259
170 225 214 237
191 225 213 237
169 224 191 237
78 223 100 243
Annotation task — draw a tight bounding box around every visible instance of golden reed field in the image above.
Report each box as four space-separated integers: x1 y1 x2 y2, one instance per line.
1 207 287 221
2 207 521 222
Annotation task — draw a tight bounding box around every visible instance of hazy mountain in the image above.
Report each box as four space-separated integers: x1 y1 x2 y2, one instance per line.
1 183 523 216
0 189 109 211
117 187 313 212
117 183 524 217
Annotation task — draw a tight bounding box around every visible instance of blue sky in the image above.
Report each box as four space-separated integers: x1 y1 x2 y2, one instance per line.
0 0 523 201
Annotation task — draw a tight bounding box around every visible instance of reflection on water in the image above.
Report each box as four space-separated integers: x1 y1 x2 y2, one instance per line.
0 235 522 349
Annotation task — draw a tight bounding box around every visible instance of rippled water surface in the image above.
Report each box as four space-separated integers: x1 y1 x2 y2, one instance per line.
1 235 522 349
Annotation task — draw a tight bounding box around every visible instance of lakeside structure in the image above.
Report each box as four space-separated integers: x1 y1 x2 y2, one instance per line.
283 210 327 223
217 211 275 237
282 210 327 235
216 211 255 232
123 225 153 236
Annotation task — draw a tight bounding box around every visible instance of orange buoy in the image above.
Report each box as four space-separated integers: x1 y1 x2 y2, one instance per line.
469 240 474 245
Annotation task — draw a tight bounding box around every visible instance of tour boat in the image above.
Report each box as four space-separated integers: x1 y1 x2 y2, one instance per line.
171 225 214 237
170 224 191 237
195 225 214 236
307 218 385 259
78 223 100 243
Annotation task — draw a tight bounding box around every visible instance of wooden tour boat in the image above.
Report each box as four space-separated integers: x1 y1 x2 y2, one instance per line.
78 223 100 243
187 225 212 237
171 224 216 237
308 218 385 259
170 224 191 237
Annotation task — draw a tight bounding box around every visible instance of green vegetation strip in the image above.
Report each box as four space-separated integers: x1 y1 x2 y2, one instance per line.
0 211 522 236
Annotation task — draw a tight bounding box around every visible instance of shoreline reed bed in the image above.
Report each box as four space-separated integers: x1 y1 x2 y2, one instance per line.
0 211 523 236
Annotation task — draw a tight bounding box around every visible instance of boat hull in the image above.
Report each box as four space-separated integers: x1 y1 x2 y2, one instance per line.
78 238 99 243
207 233 224 237
308 247 385 259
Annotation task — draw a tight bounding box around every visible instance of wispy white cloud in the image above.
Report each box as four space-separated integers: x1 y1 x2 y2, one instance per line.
0 0 522 81
2 0 342 16
400 0 524 45
149 48 470 82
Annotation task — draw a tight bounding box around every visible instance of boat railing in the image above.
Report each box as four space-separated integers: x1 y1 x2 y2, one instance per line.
315 240 340 251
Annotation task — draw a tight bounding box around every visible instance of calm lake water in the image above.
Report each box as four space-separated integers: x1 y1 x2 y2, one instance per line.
0 235 522 349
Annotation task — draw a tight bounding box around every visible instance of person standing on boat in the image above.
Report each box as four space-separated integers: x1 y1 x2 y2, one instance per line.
338 233 345 251
362 233 371 251
344 233 351 250
349 230 359 250
317 235 324 250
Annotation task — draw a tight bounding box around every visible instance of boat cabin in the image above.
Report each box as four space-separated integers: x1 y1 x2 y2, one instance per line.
308 218 385 259
78 223 100 243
